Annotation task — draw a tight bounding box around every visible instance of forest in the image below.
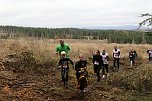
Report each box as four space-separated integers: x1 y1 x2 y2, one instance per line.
0 25 152 44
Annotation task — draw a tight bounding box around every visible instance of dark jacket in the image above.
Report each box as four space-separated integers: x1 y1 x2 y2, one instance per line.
59 58 74 69
129 51 138 60
75 59 87 71
93 54 103 66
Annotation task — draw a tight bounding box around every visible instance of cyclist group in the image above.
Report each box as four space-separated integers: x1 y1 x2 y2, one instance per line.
55 40 152 92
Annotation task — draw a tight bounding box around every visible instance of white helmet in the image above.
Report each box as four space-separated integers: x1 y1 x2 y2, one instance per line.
61 51 66 55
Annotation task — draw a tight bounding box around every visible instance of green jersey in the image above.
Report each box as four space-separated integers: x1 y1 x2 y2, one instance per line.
56 44 70 58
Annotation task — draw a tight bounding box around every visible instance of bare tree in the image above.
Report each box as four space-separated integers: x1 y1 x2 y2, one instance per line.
138 13 152 29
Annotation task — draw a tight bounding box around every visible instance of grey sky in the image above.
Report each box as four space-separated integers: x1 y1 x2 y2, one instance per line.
0 0 152 28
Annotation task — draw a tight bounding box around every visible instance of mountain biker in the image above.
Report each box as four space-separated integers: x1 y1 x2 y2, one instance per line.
113 46 120 71
75 54 88 92
58 51 74 86
147 50 152 62
101 49 109 78
129 50 138 66
55 40 70 58
93 50 103 81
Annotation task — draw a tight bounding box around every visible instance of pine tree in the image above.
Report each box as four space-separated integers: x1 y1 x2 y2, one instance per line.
141 33 147 44
132 38 135 44
108 33 111 43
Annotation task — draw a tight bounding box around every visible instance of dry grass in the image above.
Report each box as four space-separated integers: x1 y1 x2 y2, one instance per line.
0 38 151 60
0 38 152 101
0 38 151 77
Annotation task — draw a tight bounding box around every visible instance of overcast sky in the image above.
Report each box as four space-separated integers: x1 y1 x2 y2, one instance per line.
0 0 152 28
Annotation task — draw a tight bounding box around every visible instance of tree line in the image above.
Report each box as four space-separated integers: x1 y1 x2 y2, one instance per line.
0 25 152 44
